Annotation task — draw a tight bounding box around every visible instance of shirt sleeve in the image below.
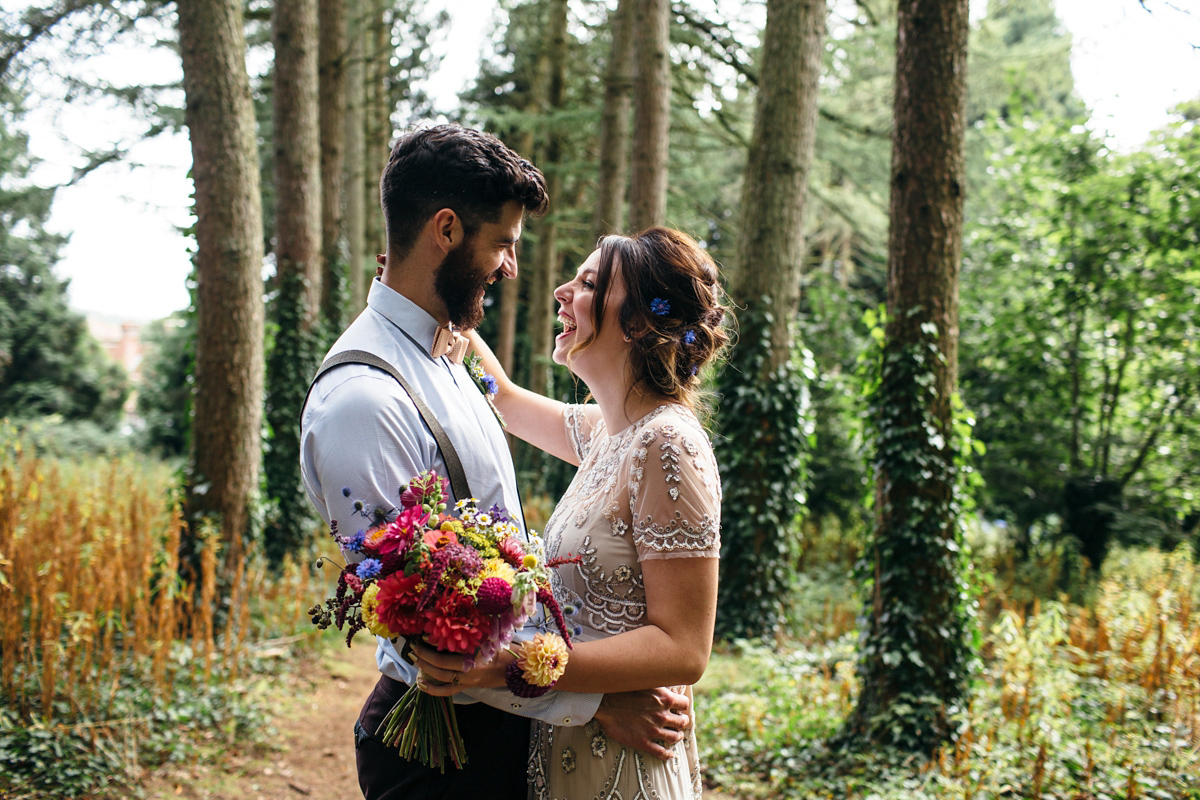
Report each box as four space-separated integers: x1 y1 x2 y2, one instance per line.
629 418 723 561
301 368 436 531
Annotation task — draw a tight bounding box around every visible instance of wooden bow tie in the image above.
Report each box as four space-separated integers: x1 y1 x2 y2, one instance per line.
431 326 469 364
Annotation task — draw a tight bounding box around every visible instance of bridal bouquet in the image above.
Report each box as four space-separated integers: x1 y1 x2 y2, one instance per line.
309 470 576 772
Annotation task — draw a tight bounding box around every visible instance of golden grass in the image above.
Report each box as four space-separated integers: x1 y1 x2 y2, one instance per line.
0 421 326 727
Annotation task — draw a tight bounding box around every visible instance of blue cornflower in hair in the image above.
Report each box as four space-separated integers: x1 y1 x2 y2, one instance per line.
650 297 670 316
683 329 696 345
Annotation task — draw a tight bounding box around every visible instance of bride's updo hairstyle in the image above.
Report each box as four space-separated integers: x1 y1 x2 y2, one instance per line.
574 226 731 411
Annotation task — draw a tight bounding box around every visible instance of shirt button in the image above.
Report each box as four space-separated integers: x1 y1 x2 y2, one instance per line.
563 717 571 724
511 703 522 709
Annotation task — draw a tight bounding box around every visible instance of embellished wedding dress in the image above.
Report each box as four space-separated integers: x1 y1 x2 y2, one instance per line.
528 404 722 800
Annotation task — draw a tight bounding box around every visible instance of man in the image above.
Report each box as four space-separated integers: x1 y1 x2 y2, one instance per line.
300 125 690 800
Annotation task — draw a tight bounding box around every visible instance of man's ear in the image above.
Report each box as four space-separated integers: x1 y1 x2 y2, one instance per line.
429 208 462 253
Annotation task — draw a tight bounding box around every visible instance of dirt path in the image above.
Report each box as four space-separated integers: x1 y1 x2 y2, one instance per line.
142 642 377 800
140 643 734 800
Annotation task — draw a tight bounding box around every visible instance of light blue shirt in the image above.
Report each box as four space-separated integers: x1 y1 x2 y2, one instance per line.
301 278 600 727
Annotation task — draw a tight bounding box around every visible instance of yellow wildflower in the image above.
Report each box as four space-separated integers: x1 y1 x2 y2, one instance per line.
477 558 517 586
360 583 399 638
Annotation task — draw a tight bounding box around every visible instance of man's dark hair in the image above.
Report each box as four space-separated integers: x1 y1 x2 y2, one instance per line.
380 125 548 258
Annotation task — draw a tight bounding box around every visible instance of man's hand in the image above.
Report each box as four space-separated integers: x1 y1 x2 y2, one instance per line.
591 687 692 761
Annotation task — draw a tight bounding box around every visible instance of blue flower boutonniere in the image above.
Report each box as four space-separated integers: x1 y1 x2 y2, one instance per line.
465 353 506 429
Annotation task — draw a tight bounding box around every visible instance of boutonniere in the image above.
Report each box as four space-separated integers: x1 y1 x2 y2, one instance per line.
465 353 507 429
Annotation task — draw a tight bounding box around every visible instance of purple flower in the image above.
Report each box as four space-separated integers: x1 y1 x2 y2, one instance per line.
356 558 382 580
347 531 366 552
650 297 670 316
482 374 499 395
683 329 696 345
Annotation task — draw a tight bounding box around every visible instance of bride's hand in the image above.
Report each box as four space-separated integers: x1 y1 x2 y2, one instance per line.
410 639 511 696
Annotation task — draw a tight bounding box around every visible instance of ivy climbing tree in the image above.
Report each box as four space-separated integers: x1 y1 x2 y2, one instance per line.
842 0 975 752
714 0 825 641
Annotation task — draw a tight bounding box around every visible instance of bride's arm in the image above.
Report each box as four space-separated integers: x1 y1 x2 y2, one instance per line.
547 556 718 692
413 557 717 693
416 417 722 695
465 329 590 465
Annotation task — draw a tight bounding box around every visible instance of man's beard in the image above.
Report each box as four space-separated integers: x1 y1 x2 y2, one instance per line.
434 239 493 329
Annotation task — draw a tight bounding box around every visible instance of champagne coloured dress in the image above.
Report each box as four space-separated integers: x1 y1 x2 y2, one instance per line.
528 404 722 800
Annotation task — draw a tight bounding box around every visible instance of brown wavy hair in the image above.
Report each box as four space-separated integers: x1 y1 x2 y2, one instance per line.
569 226 731 413
381 125 548 259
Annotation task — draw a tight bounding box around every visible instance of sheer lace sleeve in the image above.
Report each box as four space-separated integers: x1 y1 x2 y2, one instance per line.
562 404 603 463
629 413 722 561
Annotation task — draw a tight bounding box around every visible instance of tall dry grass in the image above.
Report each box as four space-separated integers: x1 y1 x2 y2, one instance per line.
0 421 324 735
699 545 1200 797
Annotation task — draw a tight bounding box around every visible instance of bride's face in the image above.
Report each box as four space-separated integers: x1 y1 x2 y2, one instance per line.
552 249 628 377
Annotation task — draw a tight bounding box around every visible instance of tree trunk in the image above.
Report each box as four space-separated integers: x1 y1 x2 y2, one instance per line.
594 0 633 238
264 0 323 565
495 268 521 375
362 0 390 271
731 0 824 371
344 0 368 310
713 0 826 642
628 0 669 230
319 0 349 335
177 0 265 583
495 15 552 384
528 0 568 399
272 0 322 324
847 0 972 753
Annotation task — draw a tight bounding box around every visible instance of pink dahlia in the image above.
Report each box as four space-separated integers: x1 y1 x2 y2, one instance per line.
476 577 513 615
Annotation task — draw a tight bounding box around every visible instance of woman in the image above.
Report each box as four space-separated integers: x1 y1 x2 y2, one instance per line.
417 226 729 799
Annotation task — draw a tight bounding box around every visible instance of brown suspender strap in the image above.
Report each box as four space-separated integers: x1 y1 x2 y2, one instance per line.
302 349 473 503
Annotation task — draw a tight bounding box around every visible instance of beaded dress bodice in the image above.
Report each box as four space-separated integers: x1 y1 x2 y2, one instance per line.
528 404 721 800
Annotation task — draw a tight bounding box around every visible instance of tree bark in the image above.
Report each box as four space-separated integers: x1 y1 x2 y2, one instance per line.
344 0 368 310
272 0 322 324
594 0 634 238
177 0 265 578
264 0 323 564
628 0 670 230
528 0 569 399
713 0 826 642
730 0 825 370
492 267 519 374
363 0 390 270
319 0 349 334
848 0 972 752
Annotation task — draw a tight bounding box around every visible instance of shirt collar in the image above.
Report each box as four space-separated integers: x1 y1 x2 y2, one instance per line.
366 278 442 359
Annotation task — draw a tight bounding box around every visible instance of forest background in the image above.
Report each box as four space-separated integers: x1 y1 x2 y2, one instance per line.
1 0 1198 798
